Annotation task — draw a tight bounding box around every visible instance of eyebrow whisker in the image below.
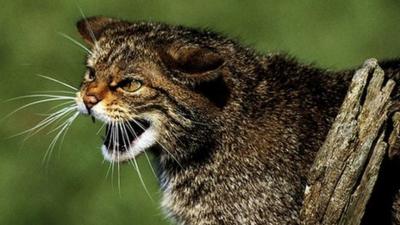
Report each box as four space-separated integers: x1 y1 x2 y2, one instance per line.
58 32 93 55
76 4 99 47
36 74 78 91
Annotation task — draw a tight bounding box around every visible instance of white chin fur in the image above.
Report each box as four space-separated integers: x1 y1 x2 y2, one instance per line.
102 126 158 162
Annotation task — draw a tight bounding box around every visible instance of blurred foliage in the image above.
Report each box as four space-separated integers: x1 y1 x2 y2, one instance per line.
0 0 399 225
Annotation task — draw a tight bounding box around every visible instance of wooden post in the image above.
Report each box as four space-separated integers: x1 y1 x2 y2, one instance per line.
300 58 400 225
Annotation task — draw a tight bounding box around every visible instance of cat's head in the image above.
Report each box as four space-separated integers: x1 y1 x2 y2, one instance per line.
74 17 234 164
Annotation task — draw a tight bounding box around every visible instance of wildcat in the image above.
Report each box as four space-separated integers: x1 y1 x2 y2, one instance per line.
73 16 400 225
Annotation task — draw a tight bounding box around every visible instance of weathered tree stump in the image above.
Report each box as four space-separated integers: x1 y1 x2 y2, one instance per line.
300 58 400 225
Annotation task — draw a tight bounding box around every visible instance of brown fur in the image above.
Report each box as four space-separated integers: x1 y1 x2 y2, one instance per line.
76 17 400 225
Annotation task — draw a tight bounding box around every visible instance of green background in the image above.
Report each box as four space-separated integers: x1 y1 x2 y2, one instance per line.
0 1 399 225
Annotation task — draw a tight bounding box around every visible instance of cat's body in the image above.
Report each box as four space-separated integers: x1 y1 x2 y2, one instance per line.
74 17 400 224
155 54 354 225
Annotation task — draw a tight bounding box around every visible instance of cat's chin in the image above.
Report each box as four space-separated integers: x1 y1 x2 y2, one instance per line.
101 125 158 163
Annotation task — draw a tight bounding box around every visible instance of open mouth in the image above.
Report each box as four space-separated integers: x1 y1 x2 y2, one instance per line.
103 119 151 153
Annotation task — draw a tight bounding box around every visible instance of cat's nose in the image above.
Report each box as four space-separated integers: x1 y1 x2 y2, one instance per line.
83 82 107 110
83 94 100 109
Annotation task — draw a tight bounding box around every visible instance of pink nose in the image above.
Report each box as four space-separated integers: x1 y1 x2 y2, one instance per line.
83 95 100 109
83 81 108 109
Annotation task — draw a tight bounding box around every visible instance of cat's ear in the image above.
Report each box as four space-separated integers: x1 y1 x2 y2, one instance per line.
159 44 225 75
76 16 119 46
159 44 229 108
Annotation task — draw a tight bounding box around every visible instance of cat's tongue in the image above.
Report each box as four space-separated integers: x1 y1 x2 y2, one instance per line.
103 120 149 152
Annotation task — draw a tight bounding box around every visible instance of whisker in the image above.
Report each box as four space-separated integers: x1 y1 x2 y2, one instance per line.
104 123 114 180
32 90 76 95
55 111 80 152
111 121 116 190
46 109 79 135
123 120 156 171
119 122 153 201
58 32 93 54
113 121 120 192
42 112 79 165
104 121 116 187
36 74 78 91
109 121 119 191
5 94 75 102
76 4 99 46
96 123 106 135
129 158 154 202
117 122 124 195
47 101 76 112
43 122 69 165
105 160 113 181
16 106 77 140
107 122 115 155
144 151 157 178
4 98 76 121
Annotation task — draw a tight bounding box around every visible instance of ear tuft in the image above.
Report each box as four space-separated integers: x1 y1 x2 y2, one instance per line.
160 44 224 74
76 16 119 46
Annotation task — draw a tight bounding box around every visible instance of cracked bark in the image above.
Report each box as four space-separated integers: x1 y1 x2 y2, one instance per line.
300 58 400 225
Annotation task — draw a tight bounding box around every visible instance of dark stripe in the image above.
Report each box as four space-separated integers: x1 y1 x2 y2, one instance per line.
151 87 194 117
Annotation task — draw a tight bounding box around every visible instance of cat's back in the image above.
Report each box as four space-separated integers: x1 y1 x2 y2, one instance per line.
200 54 353 224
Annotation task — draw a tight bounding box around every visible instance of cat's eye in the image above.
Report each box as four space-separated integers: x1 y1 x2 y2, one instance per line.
85 67 96 82
120 79 142 92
